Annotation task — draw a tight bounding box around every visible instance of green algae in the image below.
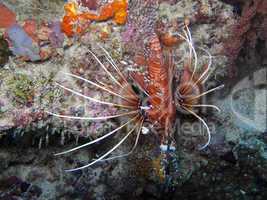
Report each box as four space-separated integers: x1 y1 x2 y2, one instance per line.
7 73 34 105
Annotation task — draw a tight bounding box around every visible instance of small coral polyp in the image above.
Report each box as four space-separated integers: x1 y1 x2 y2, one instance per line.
61 0 128 37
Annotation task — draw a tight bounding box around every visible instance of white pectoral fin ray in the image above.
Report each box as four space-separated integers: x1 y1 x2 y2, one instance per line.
100 118 144 161
65 117 141 172
63 72 133 102
182 107 211 150
54 115 139 156
55 82 134 109
46 110 138 121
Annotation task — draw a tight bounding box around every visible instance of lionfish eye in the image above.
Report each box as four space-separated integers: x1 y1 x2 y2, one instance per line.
131 84 141 96
130 84 150 117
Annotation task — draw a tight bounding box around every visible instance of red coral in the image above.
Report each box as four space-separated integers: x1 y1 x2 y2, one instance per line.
0 3 16 28
23 19 38 42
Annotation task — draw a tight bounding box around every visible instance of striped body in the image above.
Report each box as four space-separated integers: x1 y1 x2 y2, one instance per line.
138 34 176 143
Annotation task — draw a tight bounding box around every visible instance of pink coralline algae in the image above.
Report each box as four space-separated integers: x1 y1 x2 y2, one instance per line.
122 0 159 52
79 0 98 10
86 102 117 136
49 21 65 48
121 23 135 43
13 109 45 128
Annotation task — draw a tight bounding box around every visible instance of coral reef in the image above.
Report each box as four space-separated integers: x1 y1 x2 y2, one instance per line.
122 0 159 52
223 0 267 76
0 0 266 199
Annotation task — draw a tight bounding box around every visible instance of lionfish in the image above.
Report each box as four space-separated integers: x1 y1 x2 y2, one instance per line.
46 19 224 172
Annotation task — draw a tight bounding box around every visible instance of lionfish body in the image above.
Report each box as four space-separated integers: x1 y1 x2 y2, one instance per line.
144 34 176 143
123 0 176 143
